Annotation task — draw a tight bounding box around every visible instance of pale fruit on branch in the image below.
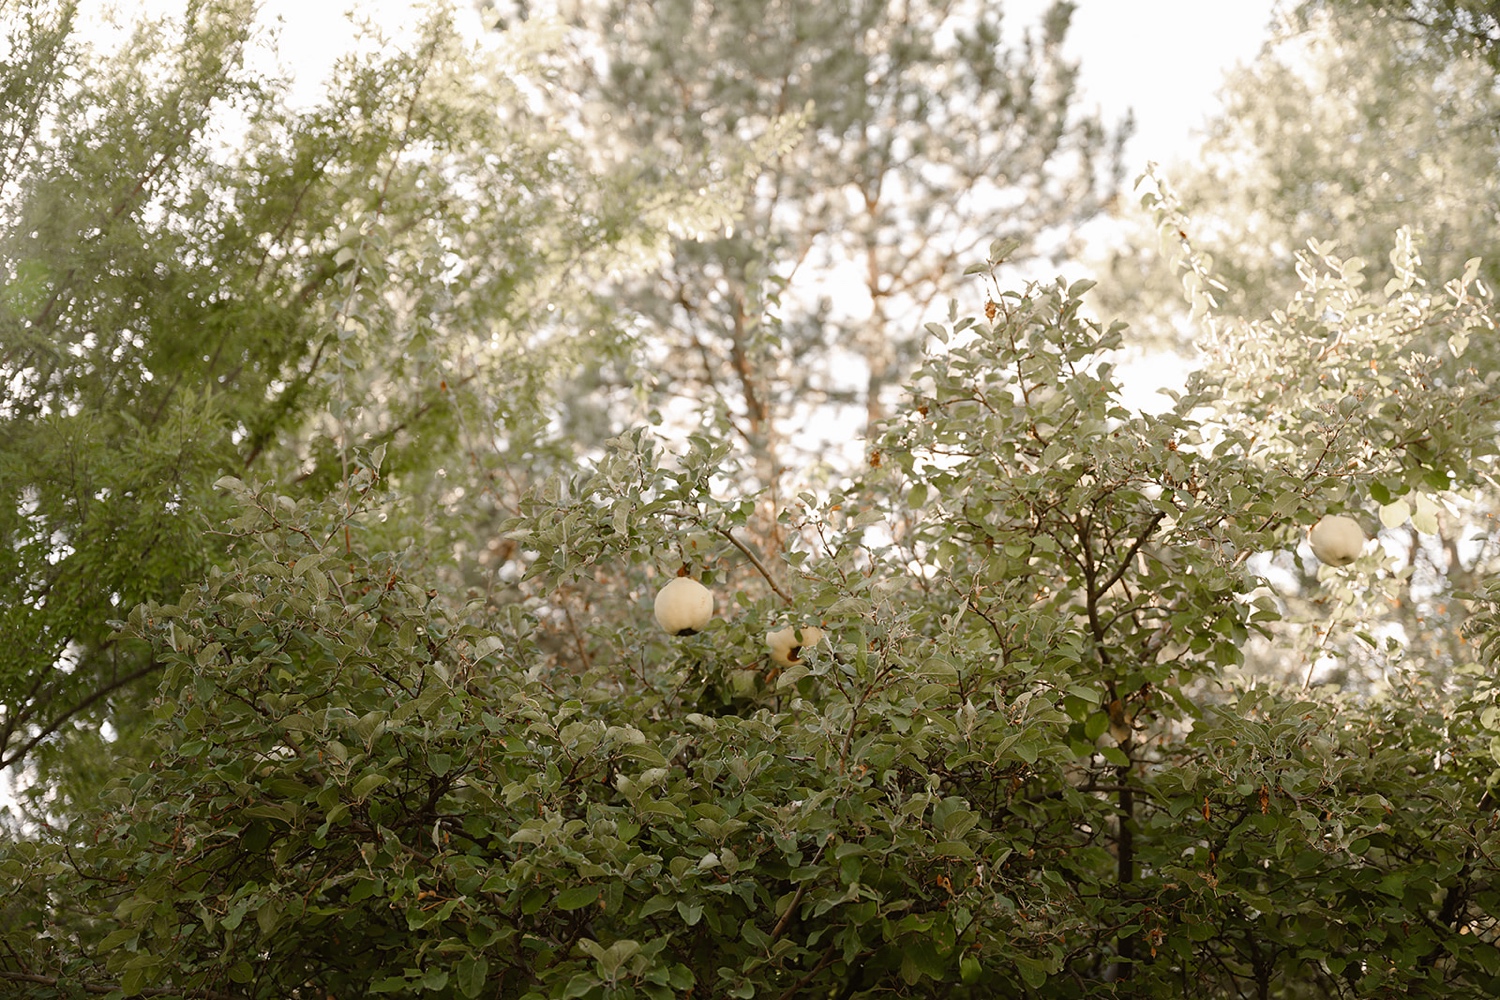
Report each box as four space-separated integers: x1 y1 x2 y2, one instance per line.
766 625 824 667
654 576 714 636
1308 514 1366 567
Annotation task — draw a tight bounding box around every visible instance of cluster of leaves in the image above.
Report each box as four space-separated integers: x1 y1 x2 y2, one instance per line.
1096 2 1500 343
0 0 1128 819
6 258 1500 997
0 0 731 813
1076 0 1500 737
6 2 1500 998
1115 163 1500 692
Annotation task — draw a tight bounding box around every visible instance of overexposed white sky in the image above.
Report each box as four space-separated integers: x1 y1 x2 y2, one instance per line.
79 0 1282 165
277 1 1280 160
1051 1 1281 169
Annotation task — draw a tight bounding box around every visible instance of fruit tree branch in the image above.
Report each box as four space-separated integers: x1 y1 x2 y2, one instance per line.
716 525 792 604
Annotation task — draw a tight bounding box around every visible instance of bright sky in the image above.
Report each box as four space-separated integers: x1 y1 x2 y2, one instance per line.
1048 0 1281 170
81 0 1282 165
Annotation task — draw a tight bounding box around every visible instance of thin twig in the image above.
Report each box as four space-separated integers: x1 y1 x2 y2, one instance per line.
1 661 161 772
770 884 807 943
772 942 840 1000
715 525 792 603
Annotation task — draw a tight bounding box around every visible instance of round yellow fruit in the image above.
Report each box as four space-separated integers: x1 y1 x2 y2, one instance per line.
766 625 824 667
654 576 714 635
1308 514 1365 566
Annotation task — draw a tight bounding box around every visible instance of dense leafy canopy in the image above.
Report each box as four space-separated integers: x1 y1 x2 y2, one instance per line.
4 2 1500 999
1308 0 1500 67
1094 1 1500 694
0 0 703 806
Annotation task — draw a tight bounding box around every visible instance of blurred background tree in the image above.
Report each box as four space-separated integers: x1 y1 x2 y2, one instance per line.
1316 0 1499 67
550 0 1127 485
443 0 1132 720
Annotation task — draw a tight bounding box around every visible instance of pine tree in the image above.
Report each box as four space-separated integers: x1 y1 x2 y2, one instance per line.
567 0 1126 489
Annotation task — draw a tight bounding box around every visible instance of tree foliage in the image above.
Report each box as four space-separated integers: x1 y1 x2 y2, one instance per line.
1096 3 1500 328
564 0 1125 485
6 2 1500 999
1092 2 1500 691
6 229 1500 995
1307 0 1500 67
0 0 711 809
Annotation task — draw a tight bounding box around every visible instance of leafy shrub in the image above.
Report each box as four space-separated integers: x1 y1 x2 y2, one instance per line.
9 260 1500 999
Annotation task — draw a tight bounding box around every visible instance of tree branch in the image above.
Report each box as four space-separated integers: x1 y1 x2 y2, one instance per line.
1097 511 1166 599
0 659 162 772
774 941 840 1000
715 525 792 604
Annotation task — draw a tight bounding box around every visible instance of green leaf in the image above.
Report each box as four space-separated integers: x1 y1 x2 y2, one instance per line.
352 773 388 801
596 940 641 977
1015 955 1049 988
98 927 138 951
1412 494 1440 535
563 973 600 999
935 840 975 858
1084 712 1109 741
369 976 409 994
988 237 1021 261
1379 499 1410 529
556 885 600 911
1098 746 1130 767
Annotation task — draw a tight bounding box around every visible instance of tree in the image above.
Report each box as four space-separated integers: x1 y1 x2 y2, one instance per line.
432 0 1130 748
1091 3 1500 691
1095 3 1500 328
8 1 1500 997
0 0 721 816
5 223 1500 995
1308 0 1500 68
557 0 1126 488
